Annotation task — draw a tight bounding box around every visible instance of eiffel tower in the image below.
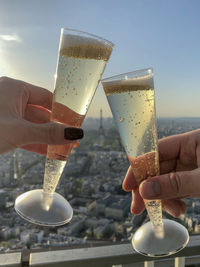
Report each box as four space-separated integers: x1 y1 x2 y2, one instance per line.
99 109 105 136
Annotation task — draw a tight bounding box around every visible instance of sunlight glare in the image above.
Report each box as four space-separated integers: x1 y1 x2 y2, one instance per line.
134 229 143 241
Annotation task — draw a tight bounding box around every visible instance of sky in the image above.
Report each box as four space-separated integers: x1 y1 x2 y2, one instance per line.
0 0 200 118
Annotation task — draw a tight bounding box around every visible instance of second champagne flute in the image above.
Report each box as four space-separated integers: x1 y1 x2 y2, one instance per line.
15 28 114 226
102 69 189 257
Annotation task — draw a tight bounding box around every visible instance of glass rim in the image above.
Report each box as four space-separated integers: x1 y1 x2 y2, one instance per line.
61 27 114 48
102 68 153 82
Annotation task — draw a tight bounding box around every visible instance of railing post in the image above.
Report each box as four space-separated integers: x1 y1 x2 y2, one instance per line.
21 249 30 266
144 261 154 267
175 257 185 267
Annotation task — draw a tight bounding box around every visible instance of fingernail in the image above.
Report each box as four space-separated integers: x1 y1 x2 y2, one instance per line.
64 128 84 140
144 181 161 198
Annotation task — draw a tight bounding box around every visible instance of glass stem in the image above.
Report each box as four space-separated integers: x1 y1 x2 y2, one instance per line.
43 157 66 194
145 200 164 238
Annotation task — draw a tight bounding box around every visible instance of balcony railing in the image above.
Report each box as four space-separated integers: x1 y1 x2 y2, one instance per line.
1 235 200 267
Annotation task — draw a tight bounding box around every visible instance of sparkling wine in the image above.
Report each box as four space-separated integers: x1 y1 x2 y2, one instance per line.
43 32 113 194
102 73 163 236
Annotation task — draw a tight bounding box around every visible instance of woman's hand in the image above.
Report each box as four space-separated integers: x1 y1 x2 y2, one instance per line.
0 76 83 155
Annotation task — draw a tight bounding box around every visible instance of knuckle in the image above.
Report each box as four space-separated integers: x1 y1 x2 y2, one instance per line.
0 76 9 83
21 85 29 101
168 172 182 195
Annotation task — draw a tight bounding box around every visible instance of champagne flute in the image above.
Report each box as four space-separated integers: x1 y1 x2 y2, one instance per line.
102 68 189 257
15 28 114 226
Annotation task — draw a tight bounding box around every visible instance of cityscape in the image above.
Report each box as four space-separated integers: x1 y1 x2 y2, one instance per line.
0 115 200 252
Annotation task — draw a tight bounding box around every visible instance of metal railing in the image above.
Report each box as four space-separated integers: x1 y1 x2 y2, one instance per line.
1 235 200 267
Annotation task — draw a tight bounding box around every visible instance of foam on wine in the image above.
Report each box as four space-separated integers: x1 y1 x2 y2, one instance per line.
60 34 113 60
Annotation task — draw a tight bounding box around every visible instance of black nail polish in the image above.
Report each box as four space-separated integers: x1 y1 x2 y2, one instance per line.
64 127 84 140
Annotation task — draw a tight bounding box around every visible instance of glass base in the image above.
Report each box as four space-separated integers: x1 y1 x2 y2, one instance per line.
132 219 189 257
15 189 73 226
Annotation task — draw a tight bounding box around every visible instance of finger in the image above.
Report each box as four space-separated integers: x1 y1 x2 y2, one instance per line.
122 165 138 192
130 189 145 215
139 168 200 200
159 158 177 175
162 199 187 217
158 134 182 162
24 104 51 123
22 144 48 156
22 81 53 109
197 143 200 167
24 106 81 149
15 119 84 146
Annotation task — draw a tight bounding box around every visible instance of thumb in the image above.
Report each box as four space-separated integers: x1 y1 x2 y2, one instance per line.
16 119 84 146
139 168 200 200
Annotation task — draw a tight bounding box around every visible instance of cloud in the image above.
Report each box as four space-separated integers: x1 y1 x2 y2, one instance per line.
0 34 22 42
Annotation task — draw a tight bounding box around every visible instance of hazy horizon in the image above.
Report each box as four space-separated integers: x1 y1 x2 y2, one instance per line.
85 115 200 119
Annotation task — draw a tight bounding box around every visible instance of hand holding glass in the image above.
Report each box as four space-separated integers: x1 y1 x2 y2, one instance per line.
102 69 189 257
